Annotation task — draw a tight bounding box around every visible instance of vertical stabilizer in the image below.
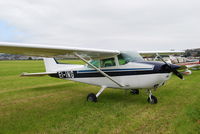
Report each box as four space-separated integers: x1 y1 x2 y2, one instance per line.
43 58 58 72
43 58 84 72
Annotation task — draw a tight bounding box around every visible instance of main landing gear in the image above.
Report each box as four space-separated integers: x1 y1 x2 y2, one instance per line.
130 89 139 95
87 87 158 104
87 86 106 102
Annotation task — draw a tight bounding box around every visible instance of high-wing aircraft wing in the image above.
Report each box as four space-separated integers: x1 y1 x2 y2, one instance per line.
0 42 124 87
139 51 185 57
0 42 185 59
0 42 120 59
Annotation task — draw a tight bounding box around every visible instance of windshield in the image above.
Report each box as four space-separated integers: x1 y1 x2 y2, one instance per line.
120 51 144 63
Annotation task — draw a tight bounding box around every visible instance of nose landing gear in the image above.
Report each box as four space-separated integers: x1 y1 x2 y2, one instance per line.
147 89 157 104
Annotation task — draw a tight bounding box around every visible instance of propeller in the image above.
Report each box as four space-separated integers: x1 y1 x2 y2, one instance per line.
156 54 184 80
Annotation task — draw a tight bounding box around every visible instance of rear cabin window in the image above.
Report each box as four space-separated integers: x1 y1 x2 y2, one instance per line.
89 60 100 68
101 58 116 67
89 58 116 68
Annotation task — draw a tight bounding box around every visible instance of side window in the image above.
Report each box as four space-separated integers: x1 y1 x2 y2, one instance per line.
118 54 128 65
101 58 116 67
89 60 100 68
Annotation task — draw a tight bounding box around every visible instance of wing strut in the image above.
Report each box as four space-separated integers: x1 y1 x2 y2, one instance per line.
74 53 124 87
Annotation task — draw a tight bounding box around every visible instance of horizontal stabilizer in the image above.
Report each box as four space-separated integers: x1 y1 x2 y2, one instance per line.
21 72 57 77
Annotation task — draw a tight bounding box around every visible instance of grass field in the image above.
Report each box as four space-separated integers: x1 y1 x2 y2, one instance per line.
0 60 200 134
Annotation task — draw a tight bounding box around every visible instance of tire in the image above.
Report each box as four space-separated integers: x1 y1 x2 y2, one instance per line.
147 95 158 104
130 89 139 95
87 93 97 102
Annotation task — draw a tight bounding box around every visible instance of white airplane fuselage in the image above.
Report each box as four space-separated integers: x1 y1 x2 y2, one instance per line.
49 61 172 89
71 73 171 89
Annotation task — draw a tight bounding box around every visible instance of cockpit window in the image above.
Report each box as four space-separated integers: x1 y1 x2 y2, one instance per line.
88 51 143 68
101 58 116 67
118 51 144 65
118 54 128 65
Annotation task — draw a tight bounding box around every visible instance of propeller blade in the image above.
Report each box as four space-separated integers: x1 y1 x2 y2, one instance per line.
170 67 184 79
156 54 184 80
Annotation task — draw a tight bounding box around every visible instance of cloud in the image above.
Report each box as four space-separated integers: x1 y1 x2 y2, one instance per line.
0 0 200 50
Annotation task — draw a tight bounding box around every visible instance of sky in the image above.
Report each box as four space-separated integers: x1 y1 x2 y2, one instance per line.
0 0 200 51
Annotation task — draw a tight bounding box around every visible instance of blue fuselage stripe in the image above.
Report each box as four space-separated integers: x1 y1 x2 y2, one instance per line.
77 68 153 73
48 61 171 78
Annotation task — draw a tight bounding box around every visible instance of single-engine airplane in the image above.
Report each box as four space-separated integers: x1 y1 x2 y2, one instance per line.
0 42 185 104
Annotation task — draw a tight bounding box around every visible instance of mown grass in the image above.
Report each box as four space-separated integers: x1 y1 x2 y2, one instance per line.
0 60 200 134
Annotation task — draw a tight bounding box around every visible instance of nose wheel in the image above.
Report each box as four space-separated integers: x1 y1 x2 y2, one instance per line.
147 89 157 104
147 95 157 104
